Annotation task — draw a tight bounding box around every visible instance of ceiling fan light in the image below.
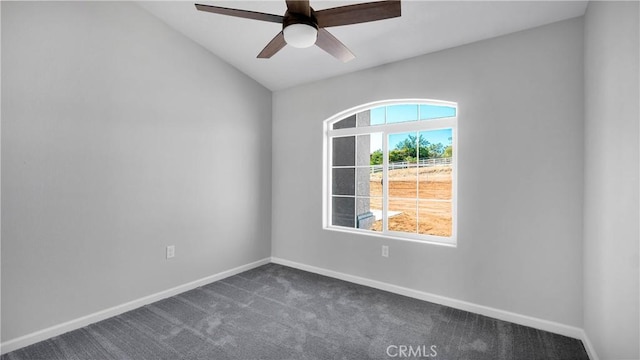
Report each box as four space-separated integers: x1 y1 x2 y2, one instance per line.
283 24 318 48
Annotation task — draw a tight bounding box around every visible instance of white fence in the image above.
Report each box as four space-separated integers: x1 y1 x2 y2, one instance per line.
371 157 452 173
389 157 452 169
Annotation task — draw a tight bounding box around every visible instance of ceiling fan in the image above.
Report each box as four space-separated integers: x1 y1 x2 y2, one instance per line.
195 0 401 62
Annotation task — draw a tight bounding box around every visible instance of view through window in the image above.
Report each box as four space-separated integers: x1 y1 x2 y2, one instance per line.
324 101 457 245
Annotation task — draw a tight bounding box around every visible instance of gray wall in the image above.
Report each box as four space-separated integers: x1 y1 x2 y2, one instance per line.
272 18 585 327
584 1 640 359
1 1 272 341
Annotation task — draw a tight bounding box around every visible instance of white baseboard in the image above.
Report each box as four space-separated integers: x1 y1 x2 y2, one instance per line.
270 257 585 341
2 257 600 359
579 330 600 360
0 257 271 355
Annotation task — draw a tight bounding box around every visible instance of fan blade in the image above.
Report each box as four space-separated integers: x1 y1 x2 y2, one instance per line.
257 31 287 58
316 0 401 28
315 28 355 62
195 4 284 23
286 0 311 17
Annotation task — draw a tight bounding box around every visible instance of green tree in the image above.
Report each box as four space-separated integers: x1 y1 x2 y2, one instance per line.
389 148 409 163
373 135 452 164
370 149 383 165
428 143 445 158
443 145 453 158
394 134 430 162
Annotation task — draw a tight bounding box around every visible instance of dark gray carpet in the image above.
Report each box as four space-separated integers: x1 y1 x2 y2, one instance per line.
2 263 589 360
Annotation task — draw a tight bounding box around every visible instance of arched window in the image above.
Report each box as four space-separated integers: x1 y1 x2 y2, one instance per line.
323 99 457 246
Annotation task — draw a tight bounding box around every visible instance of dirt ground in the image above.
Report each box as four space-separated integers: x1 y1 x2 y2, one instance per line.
369 165 452 237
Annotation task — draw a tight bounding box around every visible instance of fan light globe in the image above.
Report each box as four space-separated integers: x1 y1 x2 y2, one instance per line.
283 24 318 48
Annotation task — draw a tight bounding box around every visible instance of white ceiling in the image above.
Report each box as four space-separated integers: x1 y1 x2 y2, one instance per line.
138 0 588 90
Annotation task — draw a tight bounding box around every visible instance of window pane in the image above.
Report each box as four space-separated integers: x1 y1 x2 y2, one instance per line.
370 196 383 213
388 199 417 233
418 129 452 160
358 133 382 166
332 136 355 166
356 134 370 166
332 197 354 227
418 201 452 237
333 115 356 129
369 197 383 232
356 167 370 196
419 105 456 120
418 128 453 200
356 110 370 127
389 132 418 163
370 107 385 125
332 168 355 196
419 165 452 200
358 166 383 197
369 166 383 197
387 104 418 124
369 133 383 166
356 197 375 230
388 163 417 198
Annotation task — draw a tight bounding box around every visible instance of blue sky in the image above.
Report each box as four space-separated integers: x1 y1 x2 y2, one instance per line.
371 104 456 125
368 104 455 153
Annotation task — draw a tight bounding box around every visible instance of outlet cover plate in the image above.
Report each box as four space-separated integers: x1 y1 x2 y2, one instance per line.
382 245 389 257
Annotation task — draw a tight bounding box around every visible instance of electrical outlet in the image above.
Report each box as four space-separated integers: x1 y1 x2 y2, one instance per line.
166 245 175 259
382 245 389 258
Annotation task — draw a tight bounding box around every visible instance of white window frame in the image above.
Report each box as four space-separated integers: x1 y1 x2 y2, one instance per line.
322 99 458 247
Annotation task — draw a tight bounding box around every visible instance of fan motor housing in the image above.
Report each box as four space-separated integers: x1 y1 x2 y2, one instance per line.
283 9 319 30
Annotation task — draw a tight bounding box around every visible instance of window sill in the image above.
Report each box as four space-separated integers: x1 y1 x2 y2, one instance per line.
323 225 457 248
